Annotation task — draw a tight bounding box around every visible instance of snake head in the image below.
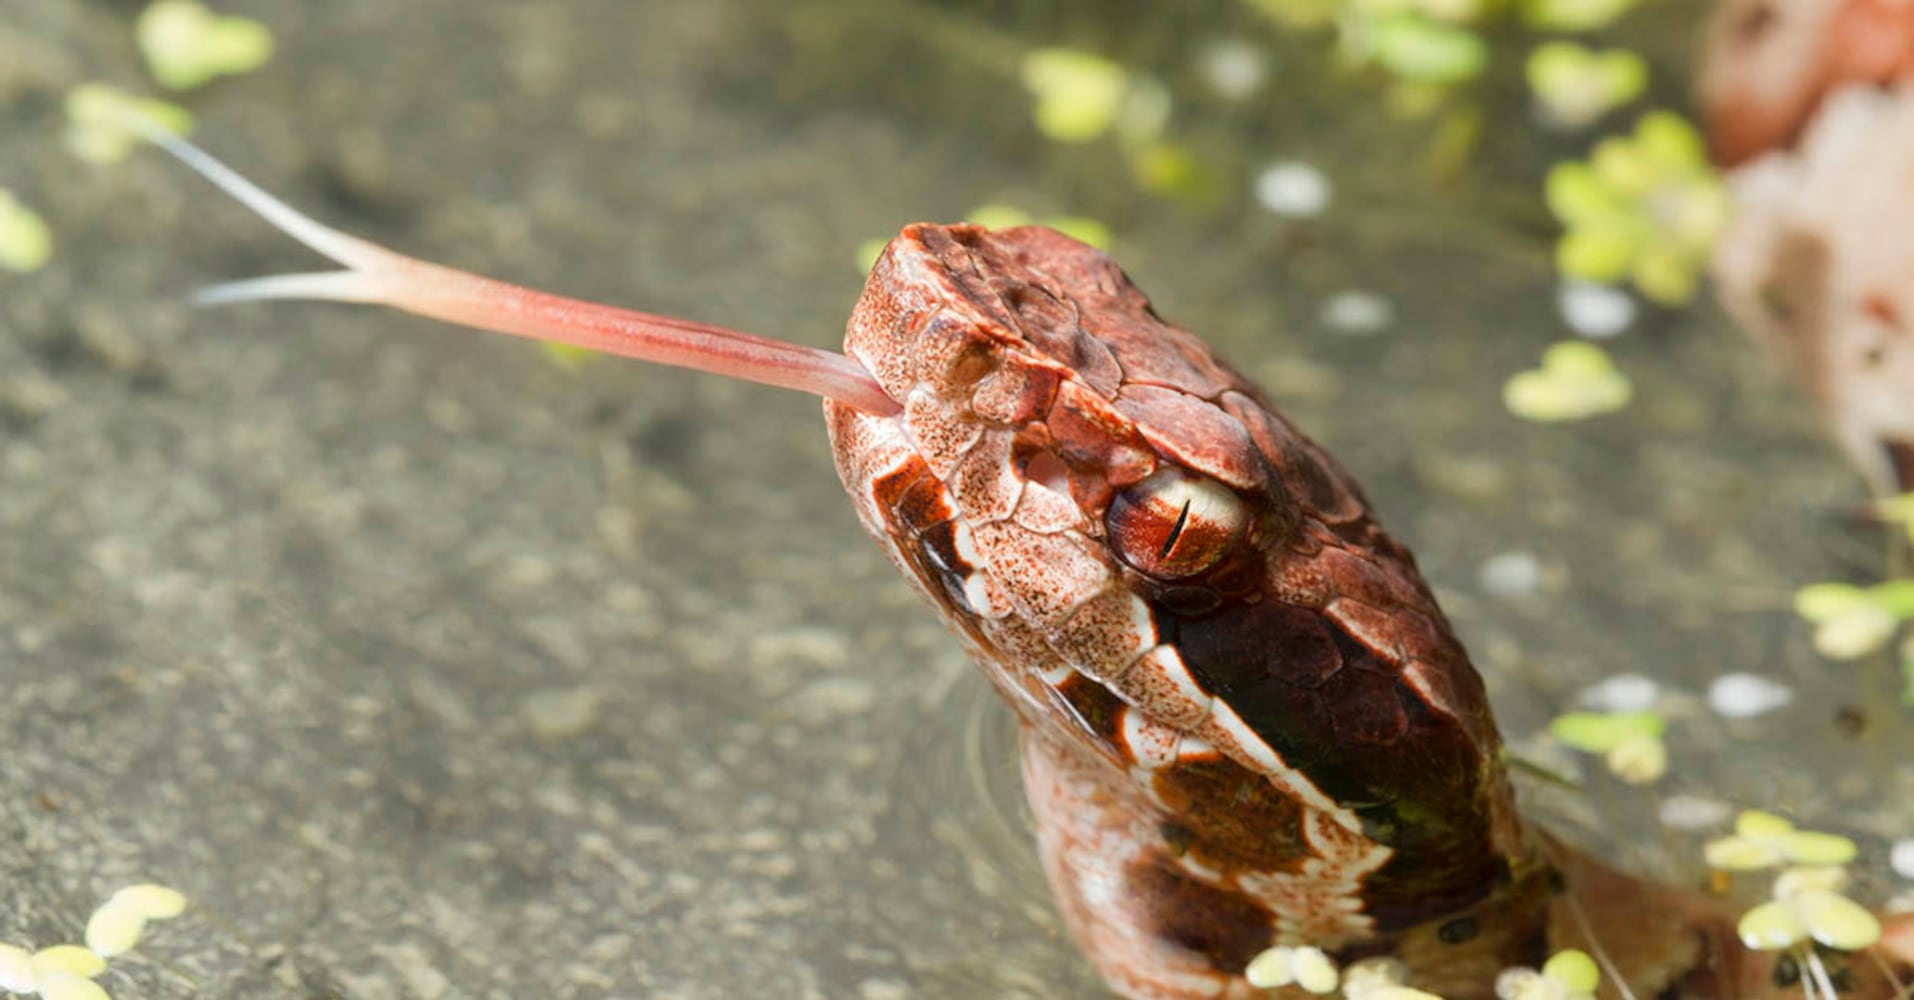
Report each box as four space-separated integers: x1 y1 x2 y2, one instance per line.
828 224 1529 949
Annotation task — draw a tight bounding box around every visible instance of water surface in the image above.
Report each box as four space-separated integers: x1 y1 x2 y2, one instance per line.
1 2 1908 997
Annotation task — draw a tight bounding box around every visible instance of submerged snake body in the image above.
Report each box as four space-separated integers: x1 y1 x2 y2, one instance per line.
823 224 1913 999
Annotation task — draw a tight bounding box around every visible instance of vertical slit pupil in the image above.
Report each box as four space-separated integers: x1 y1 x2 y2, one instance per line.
1159 499 1192 561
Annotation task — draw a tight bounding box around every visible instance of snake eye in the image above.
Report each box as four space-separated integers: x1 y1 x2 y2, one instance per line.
1105 469 1248 579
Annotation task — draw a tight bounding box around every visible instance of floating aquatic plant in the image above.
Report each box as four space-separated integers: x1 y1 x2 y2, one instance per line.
136 0 273 91
1503 341 1632 423
1545 111 1729 305
1017 47 1210 200
0 884 186 1000
1361 13 1489 85
1242 947 1458 999
1738 888 1880 951
1245 944 1340 993
64 84 193 165
1792 581 1914 661
1736 864 1882 953
1020 48 1135 144
1247 0 1652 108
1705 809 1858 871
1519 0 1641 32
83 884 186 959
1526 42 1646 129
1700 815 1881 989
1547 709 1666 784
1250 2 1477 123
0 191 53 274
1495 948 1600 1000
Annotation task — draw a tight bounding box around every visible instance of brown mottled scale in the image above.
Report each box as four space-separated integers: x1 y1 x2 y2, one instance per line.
149 130 1914 999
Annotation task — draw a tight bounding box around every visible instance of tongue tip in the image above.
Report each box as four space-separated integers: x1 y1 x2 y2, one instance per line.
192 271 389 308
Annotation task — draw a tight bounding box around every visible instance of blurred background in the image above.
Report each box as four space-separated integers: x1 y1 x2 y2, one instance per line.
0 1 1909 997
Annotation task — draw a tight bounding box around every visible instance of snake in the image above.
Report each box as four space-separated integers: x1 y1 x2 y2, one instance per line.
144 126 1914 999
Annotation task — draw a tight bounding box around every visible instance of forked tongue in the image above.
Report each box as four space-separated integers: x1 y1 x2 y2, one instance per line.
138 125 899 417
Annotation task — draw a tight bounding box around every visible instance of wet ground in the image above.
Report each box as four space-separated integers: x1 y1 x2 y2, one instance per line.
2 1 1910 998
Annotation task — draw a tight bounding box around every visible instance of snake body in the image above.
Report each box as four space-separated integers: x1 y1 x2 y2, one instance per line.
823 224 1908 999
